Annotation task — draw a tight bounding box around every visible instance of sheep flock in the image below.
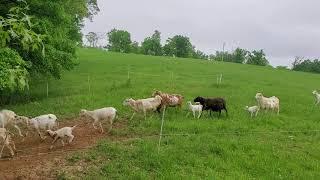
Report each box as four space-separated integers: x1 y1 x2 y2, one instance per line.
3 88 320 159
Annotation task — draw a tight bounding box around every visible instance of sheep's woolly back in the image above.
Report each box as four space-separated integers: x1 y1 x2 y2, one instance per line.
80 107 117 121
152 90 184 106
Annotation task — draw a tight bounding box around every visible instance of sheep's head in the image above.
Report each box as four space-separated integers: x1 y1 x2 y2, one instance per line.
312 90 318 95
15 115 30 126
186 101 192 105
255 93 263 99
123 98 134 106
79 109 88 118
193 96 205 104
46 130 57 139
244 106 249 110
152 90 162 97
154 95 162 101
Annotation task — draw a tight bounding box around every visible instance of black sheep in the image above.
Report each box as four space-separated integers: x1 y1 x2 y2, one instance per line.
193 96 228 117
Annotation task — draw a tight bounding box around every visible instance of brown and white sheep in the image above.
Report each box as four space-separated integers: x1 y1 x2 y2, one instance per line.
152 90 184 111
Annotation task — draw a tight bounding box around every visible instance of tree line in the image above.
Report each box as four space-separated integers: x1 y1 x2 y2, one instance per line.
86 29 270 66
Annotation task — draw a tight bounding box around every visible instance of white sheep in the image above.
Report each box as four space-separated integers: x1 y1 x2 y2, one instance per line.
0 110 24 137
27 114 59 140
312 90 320 105
46 125 76 150
79 107 117 133
123 95 162 120
255 93 280 114
0 128 16 158
244 105 260 118
186 101 203 119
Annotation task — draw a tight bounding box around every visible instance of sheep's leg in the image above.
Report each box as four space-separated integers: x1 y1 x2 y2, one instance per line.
68 135 74 144
250 112 253 118
218 110 221 118
186 112 190 117
144 109 147 121
92 119 98 129
99 122 104 133
7 144 14 157
37 129 46 140
130 112 136 120
61 139 65 147
50 136 59 150
192 111 196 118
14 125 23 137
107 118 113 133
197 111 202 119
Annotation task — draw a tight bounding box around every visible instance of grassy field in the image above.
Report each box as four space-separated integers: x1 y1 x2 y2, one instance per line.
4 48 320 178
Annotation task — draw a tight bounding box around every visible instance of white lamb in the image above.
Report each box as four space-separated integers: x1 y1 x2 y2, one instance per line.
312 90 320 105
123 95 162 120
46 125 76 150
244 105 260 118
186 101 203 119
80 107 117 133
27 114 59 140
0 109 24 137
0 128 16 158
255 93 280 114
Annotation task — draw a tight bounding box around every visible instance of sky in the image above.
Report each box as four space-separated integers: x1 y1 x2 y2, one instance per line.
82 0 320 67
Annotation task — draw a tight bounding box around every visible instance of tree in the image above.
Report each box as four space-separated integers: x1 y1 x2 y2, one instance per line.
86 32 99 47
141 30 162 56
131 41 141 54
292 57 320 73
233 48 248 64
192 49 208 60
163 35 193 58
107 29 132 53
214 51 233 62
0 0 99 97
0 4 44 92
246 50 269 66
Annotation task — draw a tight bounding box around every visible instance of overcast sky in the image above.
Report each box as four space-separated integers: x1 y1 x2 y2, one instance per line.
82 0 320 66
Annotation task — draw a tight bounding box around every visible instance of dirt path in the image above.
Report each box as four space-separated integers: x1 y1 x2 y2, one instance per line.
0 117 128 179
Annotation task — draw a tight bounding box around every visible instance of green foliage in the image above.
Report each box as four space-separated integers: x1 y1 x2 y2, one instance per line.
163 35 193 58
192 49 208 60
130 41 141 54
107 29 132 53
0 48 29 92
292 57 320 73
85 32 99 47
141 30 162 56
246 49 269 66
233 48 248 63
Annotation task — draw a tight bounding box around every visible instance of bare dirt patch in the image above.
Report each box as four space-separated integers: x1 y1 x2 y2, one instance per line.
0 117 128 179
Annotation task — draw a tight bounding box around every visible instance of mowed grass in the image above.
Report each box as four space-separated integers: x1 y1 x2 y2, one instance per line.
4 48 320 178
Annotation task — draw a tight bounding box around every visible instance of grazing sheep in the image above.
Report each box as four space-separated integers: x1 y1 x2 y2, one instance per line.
80 107 117 133
0 128 16 158
255 93 280 114
123 95 162 120
152 90 184 111
0 110 24 137
46 125 77 150
186 101 203 119
193 96 228 117
27 114 59 140
245 105 260 118
312 90 320 105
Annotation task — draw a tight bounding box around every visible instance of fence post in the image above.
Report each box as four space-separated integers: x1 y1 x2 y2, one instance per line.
127 66 130 80
219 74 222 84
88 74 91 93
46 82 49 98
158 106 166 153
171 71 174 90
